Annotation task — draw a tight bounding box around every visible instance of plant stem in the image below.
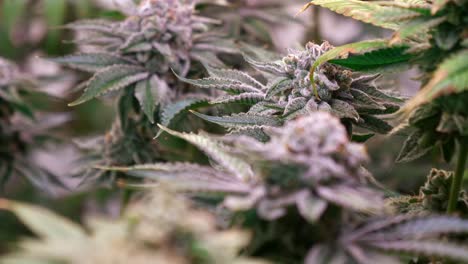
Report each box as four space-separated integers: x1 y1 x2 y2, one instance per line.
447 137 468 214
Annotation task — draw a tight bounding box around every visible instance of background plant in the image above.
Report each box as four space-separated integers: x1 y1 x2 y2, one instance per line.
0 57 68 191
0 188 267 264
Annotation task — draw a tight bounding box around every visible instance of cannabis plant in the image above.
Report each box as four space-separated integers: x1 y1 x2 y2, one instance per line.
0 188 266 264
303 0 468 214
105 112 468 263
2 1 468 263
176 42 402 142
52 0 240 184
55 0 236 119
388 168 468 215
0 57 64 191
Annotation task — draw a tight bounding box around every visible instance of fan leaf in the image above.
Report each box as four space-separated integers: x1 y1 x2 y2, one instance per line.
174 72 260 94
211 93 265 105
302 0 403 30
49 53 132 72
155 98 210 138
329 46 413 71
191 111 283 129
134 77 157 123
69 65 148 106
205 65 265 89
157 125 254 181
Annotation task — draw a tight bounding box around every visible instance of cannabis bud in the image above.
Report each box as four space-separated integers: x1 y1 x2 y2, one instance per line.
111 112 384 222
420 169 468 214
237 111 368 182
222 112 381 220
179 42 401 140
386 169 468 215
53 0 236 122
54 0 239 184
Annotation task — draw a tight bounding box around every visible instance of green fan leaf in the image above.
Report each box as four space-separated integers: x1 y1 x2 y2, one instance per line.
69 65 148 106
302 0 402 30
134 77 157 123
50 53 133 72
156 98 210 137
329 46 413 71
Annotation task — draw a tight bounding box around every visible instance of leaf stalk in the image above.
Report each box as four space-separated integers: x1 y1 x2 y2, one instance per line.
447 137 468 214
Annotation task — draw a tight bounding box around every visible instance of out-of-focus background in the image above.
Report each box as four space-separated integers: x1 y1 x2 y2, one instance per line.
0 0 440 253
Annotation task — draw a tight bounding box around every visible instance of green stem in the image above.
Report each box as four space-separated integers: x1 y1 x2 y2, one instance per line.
447 137 468 214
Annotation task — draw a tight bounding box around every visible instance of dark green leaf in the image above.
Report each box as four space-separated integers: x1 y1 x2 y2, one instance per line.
50 53 132 72
329 46 413 71
69 65 148 106
396 131 432 162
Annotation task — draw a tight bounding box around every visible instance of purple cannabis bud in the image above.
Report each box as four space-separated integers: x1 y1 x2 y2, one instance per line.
118 112 383 221
179 42 402 138
247 112 368 182
55 0 236 110
51 0 238 181
218 112 381 220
